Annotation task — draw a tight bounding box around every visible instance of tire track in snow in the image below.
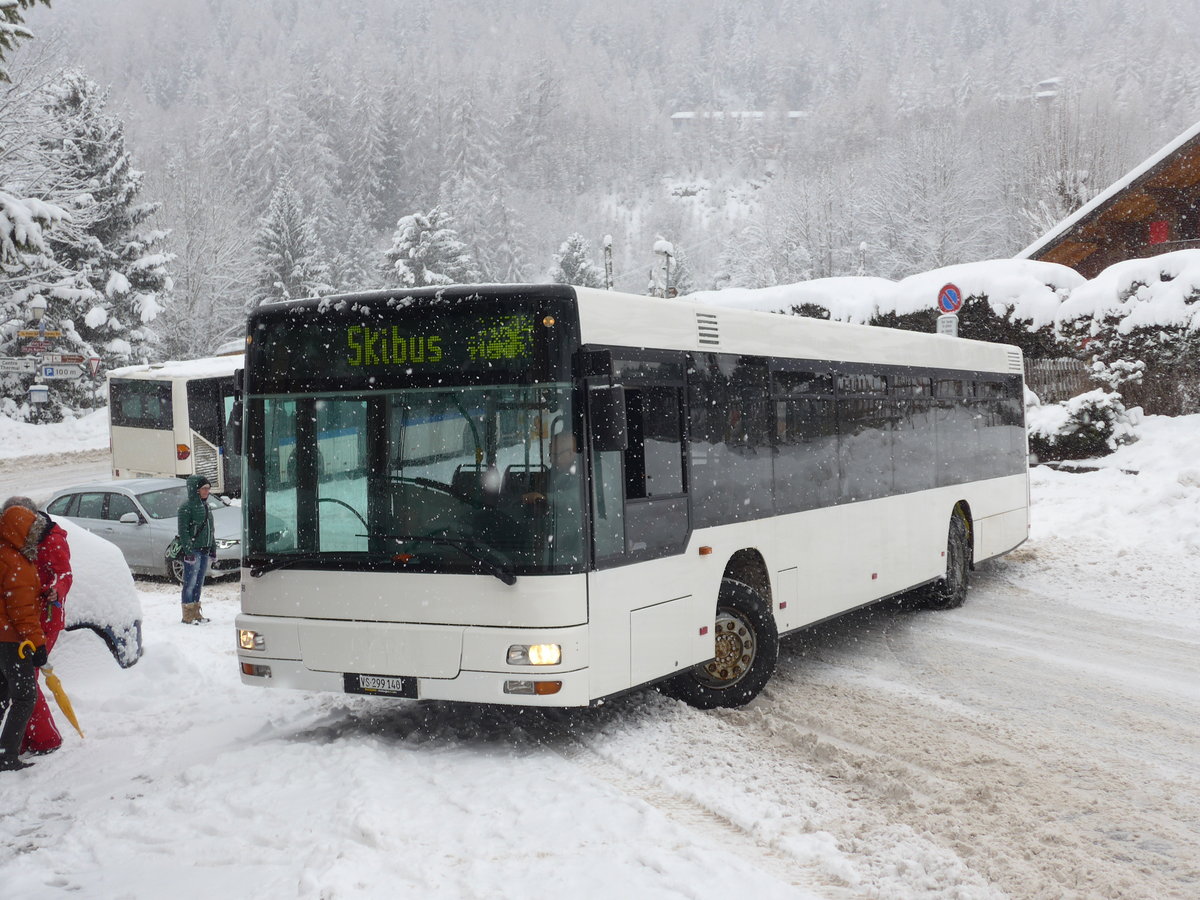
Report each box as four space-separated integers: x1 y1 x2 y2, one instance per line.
731 566 1200 900
553 737 867 899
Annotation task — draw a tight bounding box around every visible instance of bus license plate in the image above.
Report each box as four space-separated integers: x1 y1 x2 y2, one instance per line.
344 673 416 698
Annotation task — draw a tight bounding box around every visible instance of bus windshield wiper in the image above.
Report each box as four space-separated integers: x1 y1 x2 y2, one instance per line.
249 554 327 578
384 534 516 586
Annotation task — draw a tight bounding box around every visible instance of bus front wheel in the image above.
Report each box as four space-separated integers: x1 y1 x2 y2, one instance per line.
912 507 971 610
660 578 779 710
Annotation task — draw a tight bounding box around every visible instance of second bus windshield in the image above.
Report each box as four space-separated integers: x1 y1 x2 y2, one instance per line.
250 384 584 574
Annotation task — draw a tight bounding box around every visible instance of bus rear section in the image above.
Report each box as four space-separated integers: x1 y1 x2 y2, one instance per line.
108 356 243 494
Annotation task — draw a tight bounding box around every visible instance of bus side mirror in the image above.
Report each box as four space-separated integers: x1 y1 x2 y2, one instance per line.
227 368 244 454
589 384 627 452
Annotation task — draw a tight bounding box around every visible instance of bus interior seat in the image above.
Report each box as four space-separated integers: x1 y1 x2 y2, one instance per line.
502 464 548 499
451 465 488 503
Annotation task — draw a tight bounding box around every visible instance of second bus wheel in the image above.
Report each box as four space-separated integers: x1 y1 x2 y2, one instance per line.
911 506 972 610
661 578 779 710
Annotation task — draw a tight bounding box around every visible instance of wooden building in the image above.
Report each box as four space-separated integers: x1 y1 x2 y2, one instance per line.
1018 119 1200 278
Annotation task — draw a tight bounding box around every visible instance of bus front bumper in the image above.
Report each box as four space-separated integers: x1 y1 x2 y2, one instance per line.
234 614 592 707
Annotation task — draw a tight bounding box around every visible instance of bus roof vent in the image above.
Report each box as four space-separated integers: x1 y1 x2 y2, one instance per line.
696 311 720 347
1007 349 1023 373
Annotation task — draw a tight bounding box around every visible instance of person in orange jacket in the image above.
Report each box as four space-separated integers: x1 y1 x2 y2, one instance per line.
2 497 72 755
1 503 48 772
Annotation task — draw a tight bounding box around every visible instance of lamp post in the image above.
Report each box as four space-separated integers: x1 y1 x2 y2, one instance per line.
653 239 674 298
28 296 48 327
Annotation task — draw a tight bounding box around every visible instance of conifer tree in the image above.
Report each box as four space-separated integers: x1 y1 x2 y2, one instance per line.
551 233 603 288
251 178 331 306
26 69 169 418
381 207 479 288
0 0 50 83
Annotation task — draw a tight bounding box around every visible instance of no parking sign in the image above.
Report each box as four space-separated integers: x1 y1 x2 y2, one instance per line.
937 283 964 314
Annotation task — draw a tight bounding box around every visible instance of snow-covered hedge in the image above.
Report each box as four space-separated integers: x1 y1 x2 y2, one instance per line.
1026 388 1140 462
1057 250 1200 415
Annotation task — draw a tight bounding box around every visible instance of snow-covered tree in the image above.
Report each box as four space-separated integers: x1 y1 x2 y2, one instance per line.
550 233 603 288
251 178 331 306
381 207 479 288
151 150 255 357
0 0 50 83
20 69 170 417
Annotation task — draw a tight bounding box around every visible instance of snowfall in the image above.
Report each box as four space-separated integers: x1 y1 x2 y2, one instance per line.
1 258 1200 897
0 404 1195 899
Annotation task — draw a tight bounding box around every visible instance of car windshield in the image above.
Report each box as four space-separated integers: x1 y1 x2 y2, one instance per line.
248 384 584 574
137 485 223 518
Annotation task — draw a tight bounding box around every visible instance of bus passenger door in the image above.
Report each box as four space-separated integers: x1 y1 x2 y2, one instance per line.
585 353 706 697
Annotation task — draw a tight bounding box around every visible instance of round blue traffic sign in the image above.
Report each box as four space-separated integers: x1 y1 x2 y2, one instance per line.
937 283 963 314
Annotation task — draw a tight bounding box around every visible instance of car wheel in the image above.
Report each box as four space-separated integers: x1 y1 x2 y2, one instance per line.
168 556 186 584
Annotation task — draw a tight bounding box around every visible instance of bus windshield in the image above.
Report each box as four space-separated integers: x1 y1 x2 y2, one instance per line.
247 383 584 575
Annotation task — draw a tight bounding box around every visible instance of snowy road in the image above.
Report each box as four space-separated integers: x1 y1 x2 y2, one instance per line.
1 425 1198 898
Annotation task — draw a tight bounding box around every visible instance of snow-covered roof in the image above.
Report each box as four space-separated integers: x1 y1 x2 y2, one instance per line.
107 354 244 381
1017 118 1200 260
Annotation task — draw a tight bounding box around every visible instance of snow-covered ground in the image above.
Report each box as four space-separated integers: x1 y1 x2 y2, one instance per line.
1 414 1198 898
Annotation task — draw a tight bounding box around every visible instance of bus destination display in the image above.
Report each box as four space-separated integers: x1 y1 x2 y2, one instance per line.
345 314 534 368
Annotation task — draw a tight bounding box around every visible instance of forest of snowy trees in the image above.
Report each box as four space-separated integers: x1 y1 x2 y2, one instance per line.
4 0 1200 418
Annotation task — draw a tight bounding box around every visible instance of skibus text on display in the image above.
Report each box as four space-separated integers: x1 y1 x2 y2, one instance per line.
234 285 1029 709
108 354 244 495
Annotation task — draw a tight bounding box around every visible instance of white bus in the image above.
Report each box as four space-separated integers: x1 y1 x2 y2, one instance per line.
234 285 1028 708
108 355 244 495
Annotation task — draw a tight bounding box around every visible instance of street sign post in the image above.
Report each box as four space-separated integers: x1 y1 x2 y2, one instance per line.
17 329 63 338
937 314 959 337
0 356 37 374
41 364 84 381
41 353 85 365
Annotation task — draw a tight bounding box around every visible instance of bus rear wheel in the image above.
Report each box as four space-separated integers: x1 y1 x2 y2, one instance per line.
660 578 779 710
912 507 971 610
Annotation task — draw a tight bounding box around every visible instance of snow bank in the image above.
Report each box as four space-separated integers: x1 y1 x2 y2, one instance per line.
692 258 1082 326
1029 412 1200 624
1056 248 1200 334
0 407 109 459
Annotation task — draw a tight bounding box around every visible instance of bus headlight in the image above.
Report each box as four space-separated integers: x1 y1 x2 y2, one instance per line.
239 630 265 651
216 538 240 550
506 643 562 666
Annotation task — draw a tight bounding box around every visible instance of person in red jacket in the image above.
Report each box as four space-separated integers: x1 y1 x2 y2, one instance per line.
1 503 48 772
2 497 73 754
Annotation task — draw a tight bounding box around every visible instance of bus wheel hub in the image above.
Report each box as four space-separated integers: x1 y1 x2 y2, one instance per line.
702 612 755 684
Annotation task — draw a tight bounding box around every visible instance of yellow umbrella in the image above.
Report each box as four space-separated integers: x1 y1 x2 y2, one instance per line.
40 665 85 739
18 641 85 739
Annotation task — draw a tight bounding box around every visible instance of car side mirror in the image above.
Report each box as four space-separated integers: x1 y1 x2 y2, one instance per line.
119 512 142 525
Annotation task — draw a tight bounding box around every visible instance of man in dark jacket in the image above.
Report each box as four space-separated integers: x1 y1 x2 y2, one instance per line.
1 504 48 772
177 474 216 625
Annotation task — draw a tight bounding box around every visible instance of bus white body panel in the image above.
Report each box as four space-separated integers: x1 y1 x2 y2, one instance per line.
238 472 1026 707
